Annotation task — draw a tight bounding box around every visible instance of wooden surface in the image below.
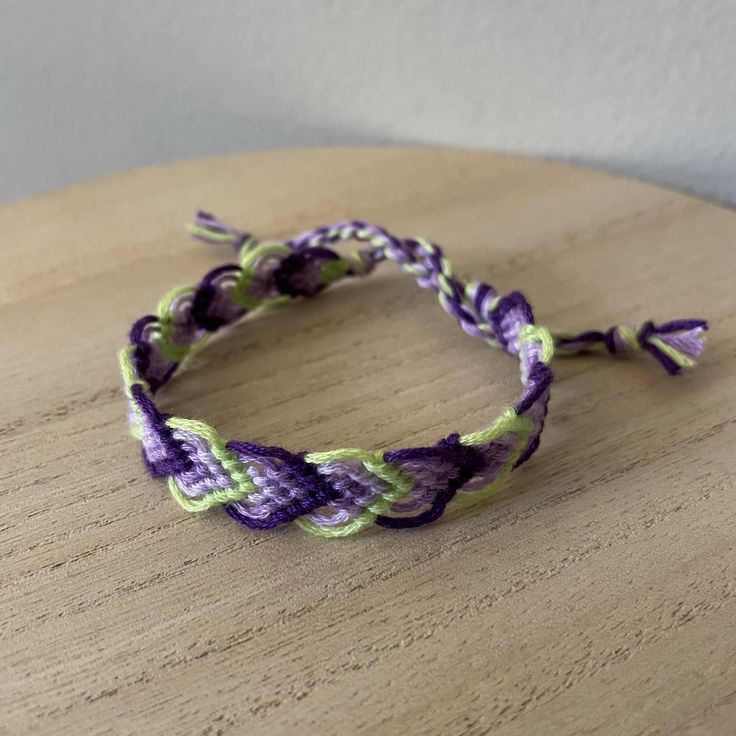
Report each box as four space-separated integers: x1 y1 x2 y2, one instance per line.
1 148 735 736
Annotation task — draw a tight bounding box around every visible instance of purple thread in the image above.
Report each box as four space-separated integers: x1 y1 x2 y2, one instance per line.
376 434 487 528
193 211 252 252
555 320 709 375
224 441 337 529
191 264 246 331
132 384 192 477
172 429 234 497
274 247 341 298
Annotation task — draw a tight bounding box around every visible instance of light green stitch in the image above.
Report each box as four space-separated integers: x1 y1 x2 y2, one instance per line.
155 285 209 362
188 222 242 245
615 324 640 353
156 285 194 319
454 413 534 509
231 241 293 309
402 263 425 278
343 251 371 275
648 336 698 369
119 345 144 394
320 258 351 286
118 346 147 440
363 456 416 514
436 257 458 299
168 476 253 512
519 324 555 365
164 417 257 511
437 272 455 298
459 407 530 447
296 448 415 537
415 237 437 258
295 511 375 538
348 227 385 251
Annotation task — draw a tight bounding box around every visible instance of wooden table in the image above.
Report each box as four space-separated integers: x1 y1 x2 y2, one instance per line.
1 148 734 736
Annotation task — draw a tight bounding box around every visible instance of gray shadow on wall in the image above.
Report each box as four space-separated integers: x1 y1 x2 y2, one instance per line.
6 104 735 211
0 113 395 205
560 152 736 210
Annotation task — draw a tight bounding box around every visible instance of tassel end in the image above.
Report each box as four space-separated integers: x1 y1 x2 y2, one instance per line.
639 320 708 375
552 319 708 375
188 211 251 251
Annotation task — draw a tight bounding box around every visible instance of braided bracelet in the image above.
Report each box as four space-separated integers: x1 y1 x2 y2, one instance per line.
119 212 708 537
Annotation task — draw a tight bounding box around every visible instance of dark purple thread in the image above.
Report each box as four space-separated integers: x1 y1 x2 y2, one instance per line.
131 384 192 477
490 291 535 351
224 441 337 529
376 434 487 528
555 319 709 375
190 263 244 331
515 362 553 415
273 247 341 298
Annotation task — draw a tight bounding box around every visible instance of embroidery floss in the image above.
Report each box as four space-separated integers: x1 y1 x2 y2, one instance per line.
119 213 708 536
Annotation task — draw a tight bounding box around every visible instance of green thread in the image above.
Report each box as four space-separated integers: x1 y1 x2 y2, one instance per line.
155 286 208 362
320 258 351 286
188 222 245 246
165 417 256 511
616 324 640 353
119 345 144 395
168 476 250 512
118 346 147 440
297 448 415 538
231 241 292 309
552 324 706 369
459 406 528 447
454 412 534 508
648 336 698 369
519 324 555 365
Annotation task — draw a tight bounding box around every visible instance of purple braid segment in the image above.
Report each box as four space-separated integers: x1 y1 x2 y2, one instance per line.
119 213 708 537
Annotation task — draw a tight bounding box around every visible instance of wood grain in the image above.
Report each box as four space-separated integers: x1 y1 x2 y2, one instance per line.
1 147 734 736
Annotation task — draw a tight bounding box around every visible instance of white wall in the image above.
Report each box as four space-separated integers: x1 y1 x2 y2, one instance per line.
2 0 735 205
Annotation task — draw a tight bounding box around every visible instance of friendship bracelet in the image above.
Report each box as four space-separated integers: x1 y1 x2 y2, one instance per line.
119 213 708 537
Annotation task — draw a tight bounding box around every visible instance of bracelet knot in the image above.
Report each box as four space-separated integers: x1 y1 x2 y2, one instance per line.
120 212 709 537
